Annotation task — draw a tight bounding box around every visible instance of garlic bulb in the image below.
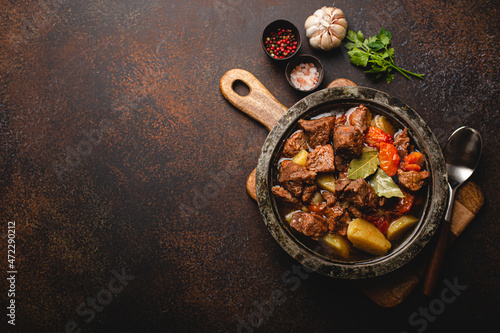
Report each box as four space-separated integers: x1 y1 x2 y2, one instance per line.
305 6 348 50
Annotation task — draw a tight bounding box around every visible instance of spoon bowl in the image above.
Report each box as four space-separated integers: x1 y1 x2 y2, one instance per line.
443 127 483 221
444 127 482 187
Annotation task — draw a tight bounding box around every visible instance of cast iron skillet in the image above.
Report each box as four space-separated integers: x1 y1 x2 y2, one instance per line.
220 69 448 279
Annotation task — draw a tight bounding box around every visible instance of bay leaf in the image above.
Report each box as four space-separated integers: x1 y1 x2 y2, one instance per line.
347 151 379 179
368 168 405 198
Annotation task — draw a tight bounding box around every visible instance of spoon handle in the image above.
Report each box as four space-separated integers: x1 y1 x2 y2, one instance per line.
423 183 455 296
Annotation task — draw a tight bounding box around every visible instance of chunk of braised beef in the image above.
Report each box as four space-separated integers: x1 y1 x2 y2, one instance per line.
290 212 328 239
333 126 363 158
321 190 337 207
278 160 317 184
334 114 347 128
348 105 371 133
298 117 335 147
301 184 318 203
339 178 379 211
397 169 430 192
347 205 363 219
306 144 335 173
272 186 300 206
324 203 351 235
334 176 351 196
282 130 308 157
283 181 303 197
394 128 410 159
334 155 349 172
278 160 316 198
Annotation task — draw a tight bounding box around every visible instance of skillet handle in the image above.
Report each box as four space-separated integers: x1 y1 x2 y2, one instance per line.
220 69 288 131
326 78 357 88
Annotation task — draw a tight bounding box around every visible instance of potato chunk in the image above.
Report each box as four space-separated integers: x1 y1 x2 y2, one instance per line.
310 192 324 206
387 215 419 241
360 145 378 154
285 211 295 224
347 218 391 256
291 149 309 166
320 233 351 259
371 115 395 136
316 174 335 193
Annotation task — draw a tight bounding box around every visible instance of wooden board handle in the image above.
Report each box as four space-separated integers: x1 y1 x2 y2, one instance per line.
220 69 288 130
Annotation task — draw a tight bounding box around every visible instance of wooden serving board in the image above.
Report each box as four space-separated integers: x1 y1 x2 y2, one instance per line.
220 69 484 307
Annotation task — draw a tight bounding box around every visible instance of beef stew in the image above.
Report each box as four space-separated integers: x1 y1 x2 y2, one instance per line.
272 105 430 261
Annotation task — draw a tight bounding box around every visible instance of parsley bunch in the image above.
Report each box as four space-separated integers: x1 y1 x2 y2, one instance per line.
345 28 424 83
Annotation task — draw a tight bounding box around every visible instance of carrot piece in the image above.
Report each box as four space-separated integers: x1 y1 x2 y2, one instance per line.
378 142 400 177
365 127 394 148
404 151 425 166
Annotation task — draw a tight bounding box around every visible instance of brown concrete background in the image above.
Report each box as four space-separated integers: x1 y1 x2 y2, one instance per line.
0 0 498 332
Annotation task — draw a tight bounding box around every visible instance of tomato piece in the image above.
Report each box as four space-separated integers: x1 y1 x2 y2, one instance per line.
372 216 389 234
404 152 425 167
364 213 389 234
365 127 394 148
378 142 400 177
402 163 421 172
402 152 425 171
394 191 415 214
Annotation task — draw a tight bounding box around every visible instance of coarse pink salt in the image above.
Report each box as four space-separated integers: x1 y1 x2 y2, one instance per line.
290 62 320 91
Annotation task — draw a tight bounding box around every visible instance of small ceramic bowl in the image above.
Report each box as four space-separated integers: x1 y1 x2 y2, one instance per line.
285 54 324 92
262 19 301 61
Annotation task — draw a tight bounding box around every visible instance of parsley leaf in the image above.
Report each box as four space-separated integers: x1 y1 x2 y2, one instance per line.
378 33 391 46
345 27 424 83
356 31 364 42
348 50 369 67
367 41 384 51
379 27 392 41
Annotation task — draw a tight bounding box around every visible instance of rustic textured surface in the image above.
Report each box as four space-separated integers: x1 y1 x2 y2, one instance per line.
0 0 498 332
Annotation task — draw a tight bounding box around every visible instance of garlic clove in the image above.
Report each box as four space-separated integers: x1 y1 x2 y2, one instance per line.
322 6 334 17
305 15 320 29
335 17 348 29
330 24 347 40
313 8 324 17
309 34 322 49
306 25 322 38
329 34 342 48
332 8 345 19
320 33 334 50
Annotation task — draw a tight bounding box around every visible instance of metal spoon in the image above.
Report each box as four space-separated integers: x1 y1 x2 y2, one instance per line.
423 126 482 296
